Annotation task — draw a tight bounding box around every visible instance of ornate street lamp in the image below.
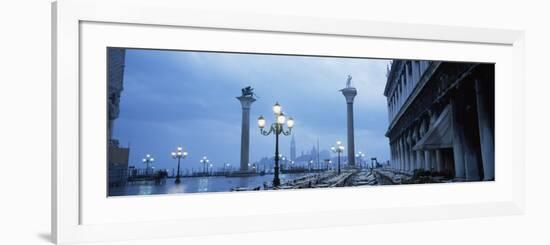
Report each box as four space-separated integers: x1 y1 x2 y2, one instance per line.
356 151 366 169
324 159 331 171
331 140 345 175
171 146 188 184
200 156 210 176
258 102 294 187
142 154 154 176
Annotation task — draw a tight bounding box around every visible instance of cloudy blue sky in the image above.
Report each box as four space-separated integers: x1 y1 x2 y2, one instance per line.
112 48 391 171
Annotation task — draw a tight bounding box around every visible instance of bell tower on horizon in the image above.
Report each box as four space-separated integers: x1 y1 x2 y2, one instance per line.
290 135 297 161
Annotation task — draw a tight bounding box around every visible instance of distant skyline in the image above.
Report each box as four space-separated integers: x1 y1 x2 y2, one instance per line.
111 49 391 171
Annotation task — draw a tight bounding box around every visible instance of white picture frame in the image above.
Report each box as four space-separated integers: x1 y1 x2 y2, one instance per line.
52 0 525 244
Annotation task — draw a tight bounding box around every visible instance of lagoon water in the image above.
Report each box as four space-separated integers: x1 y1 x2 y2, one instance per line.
108 173 306 196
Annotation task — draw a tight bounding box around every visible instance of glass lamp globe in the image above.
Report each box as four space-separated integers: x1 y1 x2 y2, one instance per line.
272 102 282 115
257 115 266 128
286 117 294 128
277 113 286 124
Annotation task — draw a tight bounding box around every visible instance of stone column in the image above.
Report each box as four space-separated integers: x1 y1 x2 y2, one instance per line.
435 149 443 172
453 87 481 181
396 139 400 170
411 132 418 171
424 150 431 171
414 126 425 170
398 140 403 171
393 143 397 169
406 132 414 172
391 142 396 170
395 141 400 170
395 143 399 170
237 95 256 172
390 143 393 169
475 79 495 180
405 141 410 171
401 137 407 171
398 138 403 171
341 87 357 167
450 98 466 179
416 150 424 171
399 84 404 107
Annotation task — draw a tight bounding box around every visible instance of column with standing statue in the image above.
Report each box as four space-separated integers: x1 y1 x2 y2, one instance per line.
340 75 357 167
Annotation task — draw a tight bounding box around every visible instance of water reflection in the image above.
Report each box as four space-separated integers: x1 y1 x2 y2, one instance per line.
109 174 305 196
138 185 153 195
198 178 209 192
166 182 186 194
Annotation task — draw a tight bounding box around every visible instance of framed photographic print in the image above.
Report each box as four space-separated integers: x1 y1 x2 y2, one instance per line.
106 48 495 197
52 0 525 244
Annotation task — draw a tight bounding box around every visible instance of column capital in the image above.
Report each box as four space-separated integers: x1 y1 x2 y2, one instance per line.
236 95 256 109
340 87 357 103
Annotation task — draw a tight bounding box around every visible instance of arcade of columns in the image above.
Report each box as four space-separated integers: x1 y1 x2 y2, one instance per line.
388 111 449 174
385 60 494 181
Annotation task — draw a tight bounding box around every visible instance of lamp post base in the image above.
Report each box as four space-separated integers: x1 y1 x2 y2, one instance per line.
273 177 280 187
174 178 181 184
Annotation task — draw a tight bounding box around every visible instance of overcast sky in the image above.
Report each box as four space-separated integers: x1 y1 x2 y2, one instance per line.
112 49 392 171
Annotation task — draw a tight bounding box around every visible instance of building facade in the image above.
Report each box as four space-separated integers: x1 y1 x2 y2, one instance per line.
108 48 130 187
384 60 494 181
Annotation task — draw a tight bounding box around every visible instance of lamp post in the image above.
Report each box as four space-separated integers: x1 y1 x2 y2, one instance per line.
356 151 365 169
142 154 154 176
200 156 210 176
257 102 294 187
171 146 188 184
331 140 345 175
324 159 331 171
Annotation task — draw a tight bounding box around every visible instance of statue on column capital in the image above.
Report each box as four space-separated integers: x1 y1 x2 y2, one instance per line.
237 86 257 109
346 75 352 88
241 86 258 99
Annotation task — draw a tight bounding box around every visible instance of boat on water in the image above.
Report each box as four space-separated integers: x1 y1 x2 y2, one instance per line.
225 170 266 177
230 186 262 191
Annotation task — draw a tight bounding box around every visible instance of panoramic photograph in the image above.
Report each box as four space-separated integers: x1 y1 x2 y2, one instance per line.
107 47 495 196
